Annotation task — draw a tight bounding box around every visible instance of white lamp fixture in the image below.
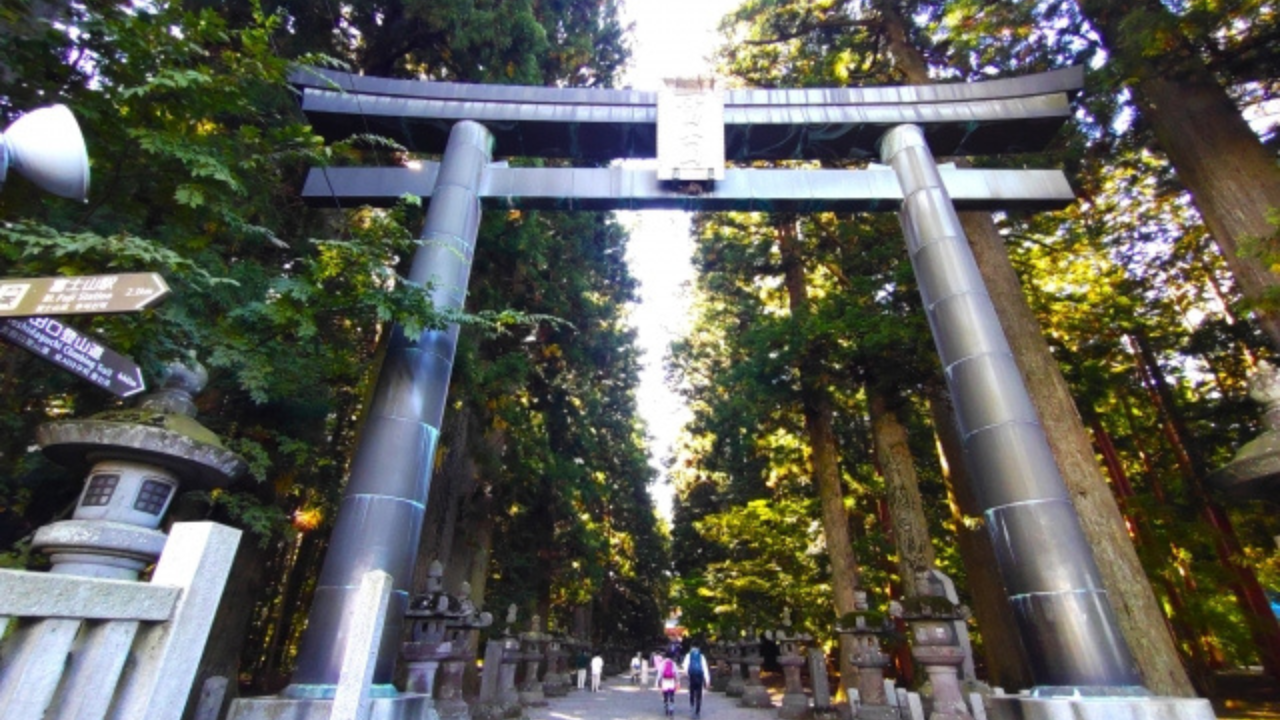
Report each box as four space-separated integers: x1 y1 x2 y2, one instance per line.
0 104 90 202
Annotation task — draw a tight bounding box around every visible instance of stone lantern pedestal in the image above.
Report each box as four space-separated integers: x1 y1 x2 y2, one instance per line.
32 362 246 580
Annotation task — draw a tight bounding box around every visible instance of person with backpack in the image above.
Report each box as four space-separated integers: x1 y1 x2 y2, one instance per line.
658 652 680 716
682 646 711 718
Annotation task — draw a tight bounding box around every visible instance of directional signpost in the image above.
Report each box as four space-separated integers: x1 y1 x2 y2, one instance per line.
0 272 169 318
0 316 146 397
0 272 166 397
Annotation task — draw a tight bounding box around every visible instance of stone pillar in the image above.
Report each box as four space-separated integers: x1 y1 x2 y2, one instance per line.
740 631 772 709
498 637 524 717
474 639 508 720
879 123 1140 692
288 119 495 694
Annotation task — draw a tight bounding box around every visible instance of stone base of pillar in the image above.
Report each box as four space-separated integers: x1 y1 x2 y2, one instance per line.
711 674 730 692
473 701 525 720
854 705 901 720
542 674 571 697
812 707 841 720
518 688 547 707
726 678 746 697
436 696 470 720
778 692 809 719
985 695 1216 720
741 685 773 708
228 693 436 720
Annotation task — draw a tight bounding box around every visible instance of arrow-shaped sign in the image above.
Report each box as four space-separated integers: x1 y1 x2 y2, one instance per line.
0 317 146 397
0 272 169 318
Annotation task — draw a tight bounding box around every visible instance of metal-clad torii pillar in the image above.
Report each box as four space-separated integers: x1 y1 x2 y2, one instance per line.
880 124 1141 690
248 66 1216 719
286 120 493 695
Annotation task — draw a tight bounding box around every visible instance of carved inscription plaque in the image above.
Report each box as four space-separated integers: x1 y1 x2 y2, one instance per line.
657 78 725 183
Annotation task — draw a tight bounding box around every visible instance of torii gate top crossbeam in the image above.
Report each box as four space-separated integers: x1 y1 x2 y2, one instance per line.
294 67 1083 161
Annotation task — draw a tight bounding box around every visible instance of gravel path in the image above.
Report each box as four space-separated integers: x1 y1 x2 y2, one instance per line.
525 678 780 720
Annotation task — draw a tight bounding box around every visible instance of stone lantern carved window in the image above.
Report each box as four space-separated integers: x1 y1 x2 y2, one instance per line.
134 478 173 515
82 473 120 506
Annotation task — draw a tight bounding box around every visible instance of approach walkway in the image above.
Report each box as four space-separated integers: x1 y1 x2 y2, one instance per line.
526 678 780 720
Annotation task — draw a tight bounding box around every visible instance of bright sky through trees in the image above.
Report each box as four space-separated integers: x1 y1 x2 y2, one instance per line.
618 0 741 520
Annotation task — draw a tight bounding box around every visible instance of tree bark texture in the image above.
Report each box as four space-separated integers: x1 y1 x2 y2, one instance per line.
876 1 1195 696
926 386 1035 691
1077 0 1280 350
1090 418 1217 694
412 404 478 595
867 389 935 586
777 217 861 697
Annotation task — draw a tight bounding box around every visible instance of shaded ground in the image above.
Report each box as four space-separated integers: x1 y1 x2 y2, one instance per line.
524 670 1280 719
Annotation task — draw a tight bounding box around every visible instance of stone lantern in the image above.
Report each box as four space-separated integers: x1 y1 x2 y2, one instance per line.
32 361 246 580
767 608 812 720
891 572 972 720
739 628 772 709
709 639 732 692
541 634 571 697
836 590 897 720
518 615 549 707
725 635 746 698
403 561 494 720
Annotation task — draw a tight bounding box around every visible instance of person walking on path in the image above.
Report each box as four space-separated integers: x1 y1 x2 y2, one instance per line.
590 653 604 692
630 652 643 683
575 649 589 690
682 646 710 718
658 652 680 716
641 650 651 685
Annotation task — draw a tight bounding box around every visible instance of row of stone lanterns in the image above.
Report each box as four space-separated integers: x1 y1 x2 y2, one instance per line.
701 572 977 720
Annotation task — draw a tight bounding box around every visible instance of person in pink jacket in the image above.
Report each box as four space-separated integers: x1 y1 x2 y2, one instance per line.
657 652 680 716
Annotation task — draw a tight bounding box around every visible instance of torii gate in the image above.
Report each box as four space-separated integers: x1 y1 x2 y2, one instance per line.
266 66 1192 716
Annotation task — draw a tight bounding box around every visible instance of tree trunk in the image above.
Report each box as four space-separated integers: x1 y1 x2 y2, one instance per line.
1076 0 1280 350
1090 417 1216 693
413 404 478 594
925 386 1034 692
876 2 1195 696
776 216 861 698
867 389 935 586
